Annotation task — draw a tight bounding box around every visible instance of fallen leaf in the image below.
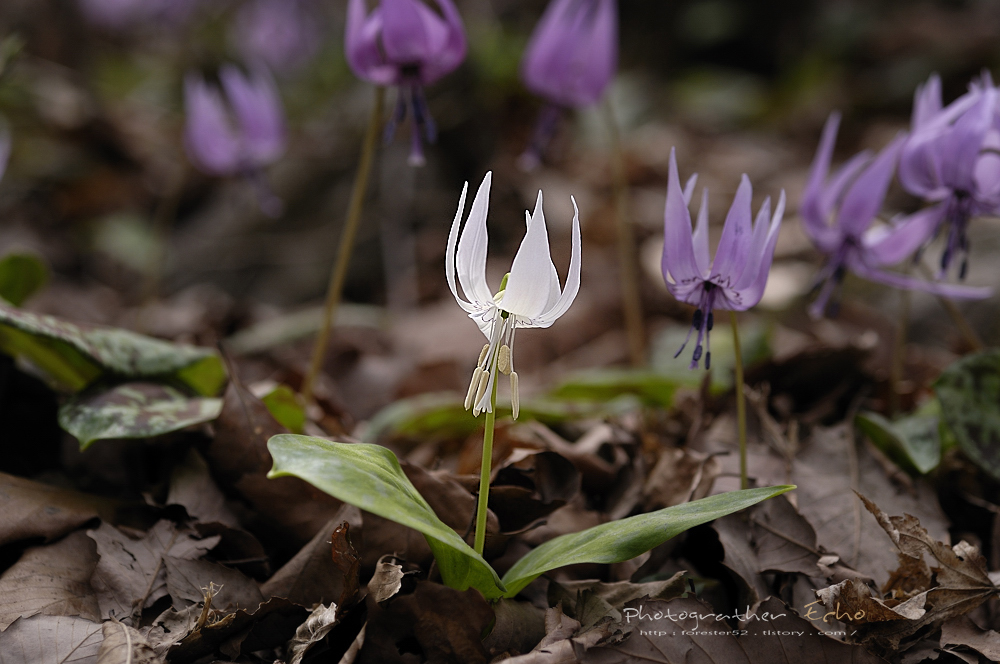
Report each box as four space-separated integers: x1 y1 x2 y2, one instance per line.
940 616 1000 662
261 507 363 608
0 530 100 629
641 447 719 511
489 450 581 532
482 599 547 658
0 614 104 663
166 449 240 528
59 382 222 449
286 603 340 664
0 471 116 547
96 619 161 664
88 520 220 620
164 557 264 612
356 580 494 664
367 556 404 604
548 572 688 631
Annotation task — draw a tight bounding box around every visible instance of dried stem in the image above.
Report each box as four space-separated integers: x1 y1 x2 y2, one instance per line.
473 369 499 556
302 86 385 403
729 311 748 490
603 99 645 366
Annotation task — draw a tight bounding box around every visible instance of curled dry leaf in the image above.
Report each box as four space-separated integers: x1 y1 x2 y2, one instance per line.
87 520 220 620
813 494 998 652
548 571 688 631
286 603 340 664
164 556 264 612
261 507 363 608
489 450 581 533
0 614 104 664
367 555 404 604
641 447 719 512
166 448 240 528
940 616 1000 662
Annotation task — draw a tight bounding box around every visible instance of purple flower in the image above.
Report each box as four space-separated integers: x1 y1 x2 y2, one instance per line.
898 73 1000 278
661 148 785 369
518 0 617 169
184 66 286 215
232 0 323 76
802 112 991 318
345 0 467 165
521 0 618 108
0 124 10 184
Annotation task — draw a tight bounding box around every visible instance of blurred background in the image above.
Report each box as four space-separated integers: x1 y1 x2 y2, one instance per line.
1 0 999 420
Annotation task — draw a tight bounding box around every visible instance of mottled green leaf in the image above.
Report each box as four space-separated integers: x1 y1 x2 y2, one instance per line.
856 411 941 475
500 485 795 598
0 302 224 394
935 349 1000 481
59 382 223 449
0 253 48 306
550 369 676 407
267 434 506 599
260 384 306 433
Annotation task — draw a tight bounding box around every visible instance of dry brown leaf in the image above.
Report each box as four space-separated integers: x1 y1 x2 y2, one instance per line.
0 614 104 663
166 449 240 528
482 598 547 658
88 520 220 621
548 572 688 631
641 447 719 511
367 556 404 604
261 507 362 608
488 450 581 532
0 530 100 629
286 603 340 664
96 620 161 664
164 557 264 611
940 616 1000 662
0 472 117 548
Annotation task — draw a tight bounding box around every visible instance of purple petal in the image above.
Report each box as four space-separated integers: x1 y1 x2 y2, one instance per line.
417 0 467 84
708 174 753 286
661 148 702 288
380 0 432 66
183 74 241 175
801 112 839 226
938 86 996 192
729 190 785 310
691 187 710 276
835 133 905 237
345 0 397 85
733 196 771 291
912 74 942 130
898 133 948 200
521 0 617 107
220 65 287 167
232 0 321 75
862 203 945 266
849 259 991 300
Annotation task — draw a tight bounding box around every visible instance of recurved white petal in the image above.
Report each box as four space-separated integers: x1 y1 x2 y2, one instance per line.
456 172 495 305
502 191 557 318
533 197 582 327
446 182 478 313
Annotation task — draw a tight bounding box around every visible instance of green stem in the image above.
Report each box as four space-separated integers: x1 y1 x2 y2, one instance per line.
302 86 385 403
473 371 499 556
729 311 748 490
602 99 645 367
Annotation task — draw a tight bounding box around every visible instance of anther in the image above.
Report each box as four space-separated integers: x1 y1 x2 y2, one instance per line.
465 368 484 410
692 308 703 329
478 344 490 366
693 345 703 362
498 344 512 375
705 351 711 370
960 259 968 281
706 312 714 331
474 370 489 407
510 372 519 420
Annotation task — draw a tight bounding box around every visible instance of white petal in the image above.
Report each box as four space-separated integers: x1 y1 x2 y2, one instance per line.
445 182 478 313
528 191 563 311
456 172 494 305
534 197 582 327
501 190 557 318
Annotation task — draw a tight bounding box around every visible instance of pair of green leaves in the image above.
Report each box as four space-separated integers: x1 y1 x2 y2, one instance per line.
0 301 226 448
268 434 793 600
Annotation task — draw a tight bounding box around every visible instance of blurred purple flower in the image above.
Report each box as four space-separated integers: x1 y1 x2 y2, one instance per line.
345 0 467 165
184 66 286 215
661 148 785 369
898 73 1000 278
78 0 200 30
518 0 617 169
802 112 991 318
232 0 322 76
0 124 9 182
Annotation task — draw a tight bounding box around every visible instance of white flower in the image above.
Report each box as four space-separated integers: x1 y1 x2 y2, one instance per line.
446 172 582 418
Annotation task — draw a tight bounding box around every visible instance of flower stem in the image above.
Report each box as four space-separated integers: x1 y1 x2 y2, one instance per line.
729 311 748 490
473 370 499 556
302 86 385 403
603 98 645 367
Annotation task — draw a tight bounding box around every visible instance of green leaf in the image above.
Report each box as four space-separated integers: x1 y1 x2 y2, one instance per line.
500 485 794 598
59 382 223 449
934 349 1000 481
0 303 224 394
267 434 506 599
260 384 306 433
549 369 676 407
855 411 941 475
0 253 48 306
